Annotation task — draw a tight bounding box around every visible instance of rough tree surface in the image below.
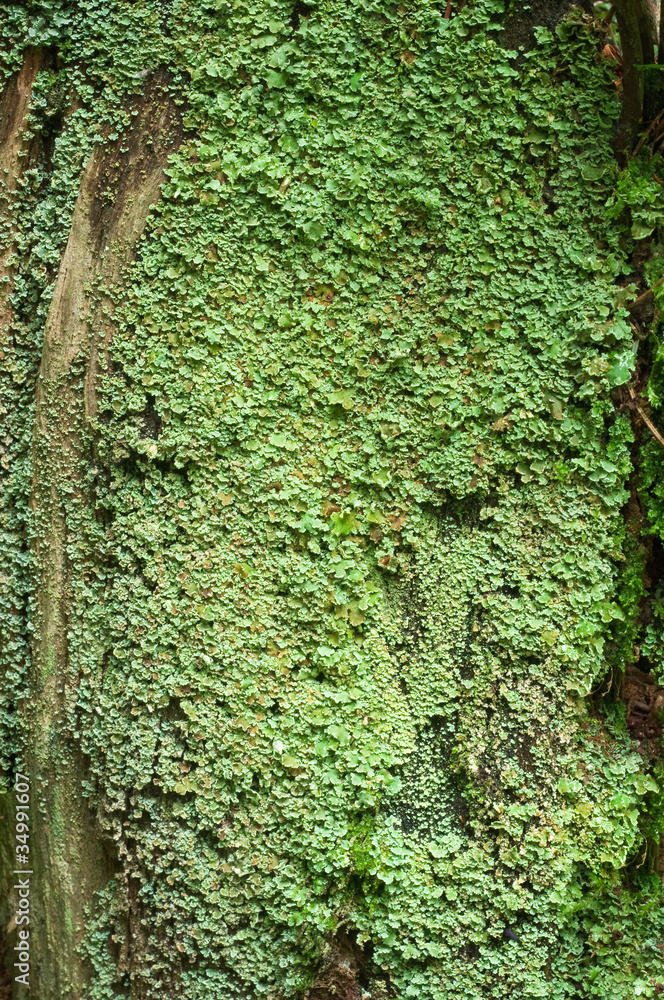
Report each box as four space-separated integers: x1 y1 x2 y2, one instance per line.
0 1 663 999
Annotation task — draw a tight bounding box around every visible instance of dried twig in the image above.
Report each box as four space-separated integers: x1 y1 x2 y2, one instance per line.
626 273 664 310
632 107 664 158
630 387 664 446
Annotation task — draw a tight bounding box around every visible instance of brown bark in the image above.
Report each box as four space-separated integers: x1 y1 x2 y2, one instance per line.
1 54 185 998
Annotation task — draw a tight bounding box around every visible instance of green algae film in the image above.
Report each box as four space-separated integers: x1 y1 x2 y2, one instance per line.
0 1 663 998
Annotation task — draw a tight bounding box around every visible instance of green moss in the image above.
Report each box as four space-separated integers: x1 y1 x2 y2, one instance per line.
1 1 663 998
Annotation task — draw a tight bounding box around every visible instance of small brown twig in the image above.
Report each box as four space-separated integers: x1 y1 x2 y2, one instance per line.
629 387 664 446
632 107 664 158
627 273 664 310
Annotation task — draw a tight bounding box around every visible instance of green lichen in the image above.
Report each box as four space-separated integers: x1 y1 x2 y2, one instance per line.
1 1 663 998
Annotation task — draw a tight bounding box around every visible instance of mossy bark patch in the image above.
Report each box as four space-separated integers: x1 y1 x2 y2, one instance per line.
0 2 663 999
23 76 185 1000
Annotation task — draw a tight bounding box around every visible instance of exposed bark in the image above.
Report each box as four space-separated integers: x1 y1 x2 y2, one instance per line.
0 47 45 336
615 0 647 160
303 934 365 1000
18 71 184 1000
497 0 595 51
0 45 46 1000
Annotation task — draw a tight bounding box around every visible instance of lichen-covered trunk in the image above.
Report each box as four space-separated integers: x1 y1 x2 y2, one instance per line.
1 2 663 999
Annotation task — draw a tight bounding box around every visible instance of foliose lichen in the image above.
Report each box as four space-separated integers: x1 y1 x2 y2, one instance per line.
1 1 663 997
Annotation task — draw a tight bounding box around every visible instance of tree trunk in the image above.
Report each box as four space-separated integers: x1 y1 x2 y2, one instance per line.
1 2 663 998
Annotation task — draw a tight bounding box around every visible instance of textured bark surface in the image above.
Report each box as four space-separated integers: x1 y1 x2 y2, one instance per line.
497 0 594 50
0 46 45 1000
4 64 184 999
0 47 44 336
0 3 664 999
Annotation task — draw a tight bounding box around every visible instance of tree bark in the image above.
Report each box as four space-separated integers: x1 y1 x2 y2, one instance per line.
1 2 663 999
